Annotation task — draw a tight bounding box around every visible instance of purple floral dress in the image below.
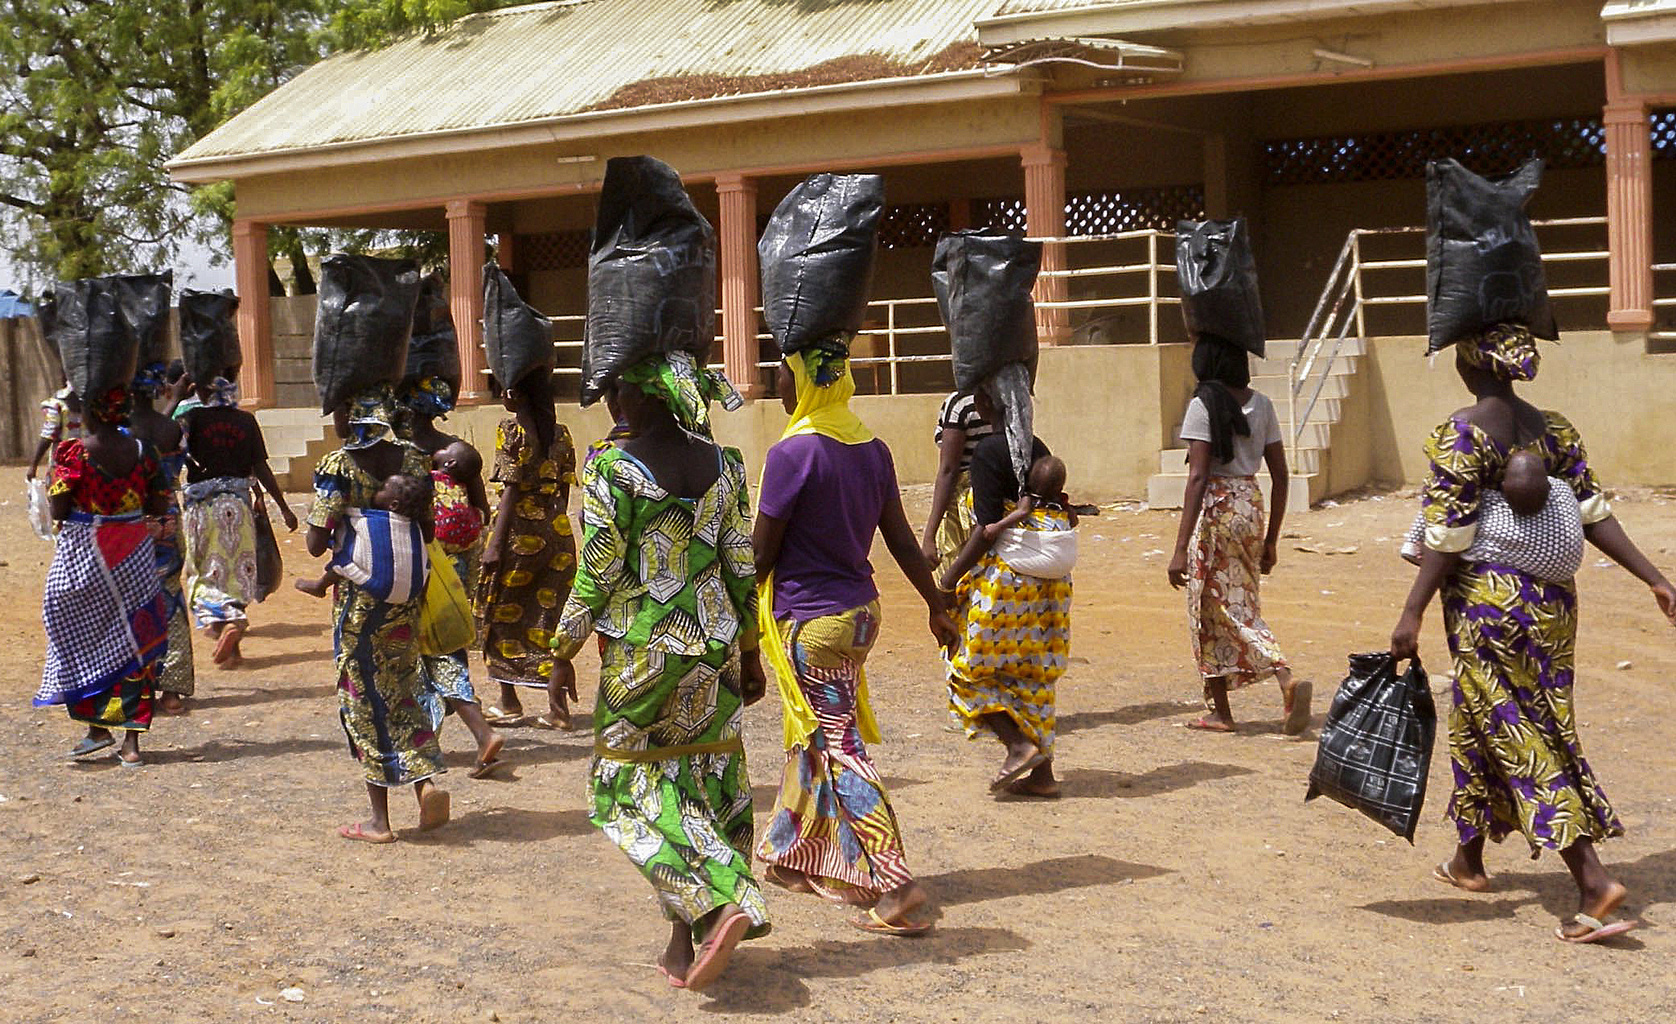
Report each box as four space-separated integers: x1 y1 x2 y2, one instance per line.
1420 411 1621 856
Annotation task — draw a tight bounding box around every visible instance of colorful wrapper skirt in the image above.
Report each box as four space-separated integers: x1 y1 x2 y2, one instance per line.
334 581 446 787
1187 475 1287 702
1441 562 1622 856
946 508 1073 755
587 644 769 938
759 603 912 903
155 533 195 697
183 478 261 629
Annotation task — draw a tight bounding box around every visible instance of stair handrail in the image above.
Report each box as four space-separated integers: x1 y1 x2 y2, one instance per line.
1288 229 1364 458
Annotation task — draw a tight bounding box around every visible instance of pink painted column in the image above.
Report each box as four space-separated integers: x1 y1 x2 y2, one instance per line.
716 174 762 398
1022 145 1069 344
1604 99 1655 331
231 220 274 409
446 200 490 403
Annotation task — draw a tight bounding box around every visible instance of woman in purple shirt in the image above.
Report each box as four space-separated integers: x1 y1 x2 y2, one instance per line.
754 348 957 936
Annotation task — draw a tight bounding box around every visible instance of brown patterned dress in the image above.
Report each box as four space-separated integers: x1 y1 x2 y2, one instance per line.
475 418 577 688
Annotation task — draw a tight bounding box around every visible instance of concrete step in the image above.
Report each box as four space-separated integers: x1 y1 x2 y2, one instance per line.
1252 372 1349 403
1250 336 1365 372
1158 445 1321 475
1145 466 1324 515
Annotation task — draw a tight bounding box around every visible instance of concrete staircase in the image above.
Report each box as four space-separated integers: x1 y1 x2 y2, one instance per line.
255 407 335 492
1145 336 1366 514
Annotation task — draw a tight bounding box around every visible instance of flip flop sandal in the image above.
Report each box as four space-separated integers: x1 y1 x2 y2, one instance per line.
655 963 688 989
1283 680 1314 736
212 626 244 665
466 757 504 780
849 907 933 937
1001 781 1062 800
762 865 816 895
338 823 397 845
483 706 525 726
685 911 751 992
1186 717 1236 733
418 788 451 832
530 713 570 731
69 736 115 759
1556 913 1638 944
117 756 144 769
1432 861 1490 893
989 750 1047 792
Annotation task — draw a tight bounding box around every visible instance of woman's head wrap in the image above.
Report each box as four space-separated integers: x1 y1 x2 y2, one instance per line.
86 384 132 423
1455 323 1541 382
344 384 406 451
982 362 1035 487
780 348 874 445
404 376 456 420
617 350 741 440
131 361 168 400
1191 334 1253 465
203 376 241 409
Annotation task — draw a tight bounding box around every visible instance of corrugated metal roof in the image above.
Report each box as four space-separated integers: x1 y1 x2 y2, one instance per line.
990 0 1136 15
176 0 1001 164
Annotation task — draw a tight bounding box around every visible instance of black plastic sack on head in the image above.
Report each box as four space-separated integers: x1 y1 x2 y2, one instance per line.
406 273 461 392
932 229 1041 392
114 272 174 370
583 155 715 405
759 173 885 357
179 289 241 384
312 254 421 414
482 263 552 393
52 277 139 398
1426 158 1557 353
1176 218 1265 357
1306 652 1436 842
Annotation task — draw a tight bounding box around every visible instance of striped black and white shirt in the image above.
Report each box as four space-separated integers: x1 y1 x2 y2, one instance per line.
934 392 995 473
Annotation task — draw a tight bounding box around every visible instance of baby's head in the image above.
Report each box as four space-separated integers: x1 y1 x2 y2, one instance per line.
1026 455 1068 502
374 474 430 520
1503 449 1549 516
434 441 482 481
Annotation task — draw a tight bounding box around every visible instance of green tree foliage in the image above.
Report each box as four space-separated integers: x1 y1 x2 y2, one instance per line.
0 0 517 287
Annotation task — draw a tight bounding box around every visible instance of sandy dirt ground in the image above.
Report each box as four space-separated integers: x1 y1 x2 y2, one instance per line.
2 465 1676 1024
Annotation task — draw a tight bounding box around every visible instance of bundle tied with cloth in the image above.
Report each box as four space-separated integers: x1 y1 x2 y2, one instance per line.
580 155 721 409
756 172 886 749
178 289 241 387
313 254 421 415
1177 217 1265 465
933 228 1042 486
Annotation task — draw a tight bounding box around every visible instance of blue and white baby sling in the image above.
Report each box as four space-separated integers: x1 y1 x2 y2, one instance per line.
330 509 430 603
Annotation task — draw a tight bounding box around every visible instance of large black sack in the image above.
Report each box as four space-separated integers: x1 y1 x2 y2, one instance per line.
406 273 461 392
52 277 138 399
1306 652 1437 842
312 254 421 413
932 229 1041 391
482 263 551 392
583 155 715 405
114 272 174 370
1176 218 1265 357
178 289 242 383
1426 158 1557 353
759 173 885 357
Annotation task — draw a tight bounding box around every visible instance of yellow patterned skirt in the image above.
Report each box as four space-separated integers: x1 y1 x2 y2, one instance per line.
946 507 1072 754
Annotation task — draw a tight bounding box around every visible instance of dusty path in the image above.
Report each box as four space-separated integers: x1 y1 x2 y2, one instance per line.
2 467 1675 1023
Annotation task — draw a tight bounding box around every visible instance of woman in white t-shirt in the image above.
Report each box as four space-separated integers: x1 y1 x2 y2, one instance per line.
1166 334 1310 735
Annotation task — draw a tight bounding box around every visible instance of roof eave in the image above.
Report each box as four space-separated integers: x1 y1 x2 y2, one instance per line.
167 68 1033 184
976 0 1520 47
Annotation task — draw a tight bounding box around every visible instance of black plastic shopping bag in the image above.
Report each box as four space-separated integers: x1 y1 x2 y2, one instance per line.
1305 652 1436 842
1425 158 1556 352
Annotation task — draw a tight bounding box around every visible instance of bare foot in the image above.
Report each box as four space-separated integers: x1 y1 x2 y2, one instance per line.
159 692 187 715
659 924 694 987
1188 715 1236 733
764 864 816 895
874 880 930 928
417 787 451 832
339 822 396 844
293 577 331 598
990 741 1045 791
467 733 505 779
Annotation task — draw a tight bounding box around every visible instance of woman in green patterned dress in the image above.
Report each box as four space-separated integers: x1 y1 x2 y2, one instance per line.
307 387 450 843
548 351 766 992
1390 324 1676 942
477 367 578 726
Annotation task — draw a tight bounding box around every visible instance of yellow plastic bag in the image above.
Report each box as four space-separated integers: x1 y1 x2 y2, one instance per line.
418 541 475 656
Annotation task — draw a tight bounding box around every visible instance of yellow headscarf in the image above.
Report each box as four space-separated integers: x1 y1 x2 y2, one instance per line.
759 347 881 750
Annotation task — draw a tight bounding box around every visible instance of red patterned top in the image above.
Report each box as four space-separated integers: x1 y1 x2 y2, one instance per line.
431 469 483 553
49 439 168 516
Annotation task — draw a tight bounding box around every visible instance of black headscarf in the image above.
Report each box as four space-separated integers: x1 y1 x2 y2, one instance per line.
1191 333 1251 465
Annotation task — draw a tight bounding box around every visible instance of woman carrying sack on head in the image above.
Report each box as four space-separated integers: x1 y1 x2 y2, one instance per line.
548 351 769 992
1390 324 1676 943
36 384 173 767
754 347 956 936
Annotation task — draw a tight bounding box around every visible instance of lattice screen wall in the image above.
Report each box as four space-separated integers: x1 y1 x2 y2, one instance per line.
515 230 591 272
876 202 952 249
1261 116 1629 185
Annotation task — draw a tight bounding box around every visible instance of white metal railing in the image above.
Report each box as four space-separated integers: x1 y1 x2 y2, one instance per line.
1288 216 1608 455
1651 264 1676 339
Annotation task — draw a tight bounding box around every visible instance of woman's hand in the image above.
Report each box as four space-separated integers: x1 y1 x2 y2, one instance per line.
1390 611 1423 662
920 538 941 570
928 608 959 652
1260 540 1278 575
1653 580 1676 626
548 659 578 718
1167 549 1189 589
741 649 767 706
278 501 299 532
